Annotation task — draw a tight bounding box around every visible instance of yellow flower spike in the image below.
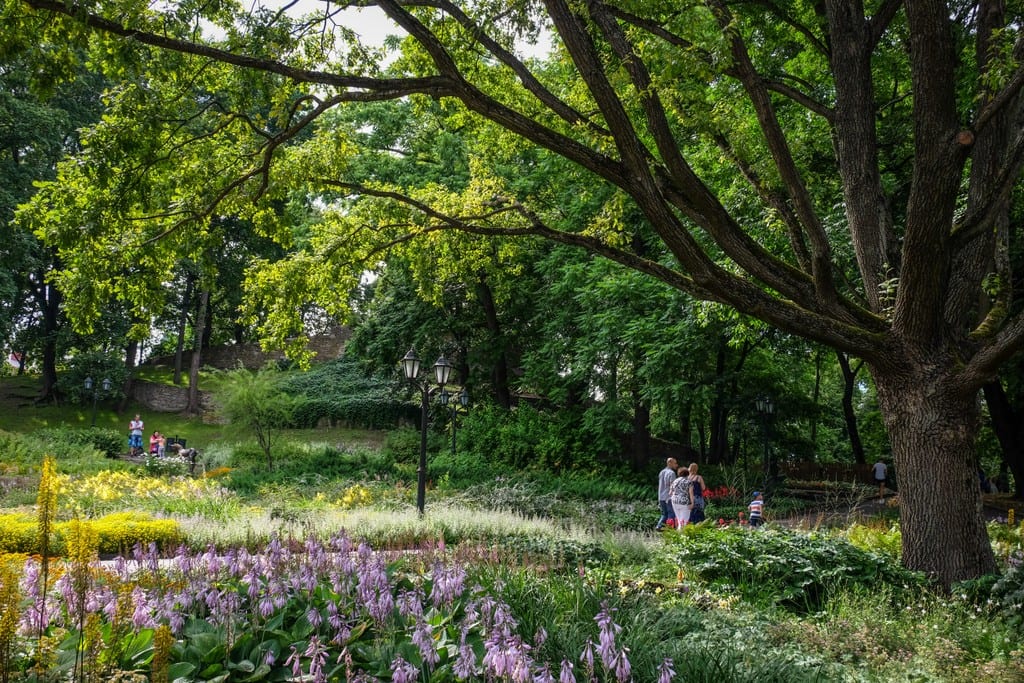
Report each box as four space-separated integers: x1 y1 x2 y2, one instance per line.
677 568 685 583
1008 508 1014 527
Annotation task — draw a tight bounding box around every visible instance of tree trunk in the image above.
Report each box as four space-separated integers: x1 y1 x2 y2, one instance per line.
982 379 1024 499
837 352 866 464
186 289 209 415
173 275 194 386
37 281 61 403
872 361 997 585
631 390 651 472
708 343 728 464
475 276 512 409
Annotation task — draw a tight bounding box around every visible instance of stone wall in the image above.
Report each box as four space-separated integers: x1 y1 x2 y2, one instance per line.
130 380 216 414
146 326 351 370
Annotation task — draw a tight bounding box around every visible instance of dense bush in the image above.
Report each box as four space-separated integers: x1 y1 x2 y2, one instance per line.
36 425 123 458
280 357 417 429
225 441 394 495
989 553 1024 632
0 428 128 474
671 524 926 613
458 404 619 472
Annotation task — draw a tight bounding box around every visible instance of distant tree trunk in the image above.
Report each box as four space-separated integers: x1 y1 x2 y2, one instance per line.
186 289 209 415
35 279 61 403
475 275 512 409
174 275 194 385
631 388 651 471
837 351 866 464
708 343 728 464
119 337 139 412
982 379 1024 499
679 401 693 452
810 349 821 448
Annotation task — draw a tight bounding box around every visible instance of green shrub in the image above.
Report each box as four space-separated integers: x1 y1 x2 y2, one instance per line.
458 404 618 472
988 553 1024 632
670 525 926 612
280 357 417 429
36 426 123 458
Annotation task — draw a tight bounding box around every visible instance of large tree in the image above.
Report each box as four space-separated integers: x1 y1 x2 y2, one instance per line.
5 0 1024 584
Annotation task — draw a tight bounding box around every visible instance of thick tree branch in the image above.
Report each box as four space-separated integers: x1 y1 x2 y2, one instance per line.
705 0 840 313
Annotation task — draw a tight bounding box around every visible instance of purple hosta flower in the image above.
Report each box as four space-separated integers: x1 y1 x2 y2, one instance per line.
357 555 394 625
168 609 185 635
285 645 304 680
391 654 420 683
579 639 596 678
594 603 621 669
304 635 329 683
534 663 555 683
412 618 440 668
244 569 261 601
397 587 425 618
560 659 577 683
483 634 533 682
264 648 276 666
307 605 323 630
658 657 674 683
258 597 276 619
430 559 467 608
327 600 343 631
453 641 477 680
613 648 632 682
535 626 548 647
132 586 156 631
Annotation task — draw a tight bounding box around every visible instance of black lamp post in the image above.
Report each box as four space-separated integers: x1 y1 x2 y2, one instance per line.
755 395 775 489
84 376 112 427
401 348 452 515
439 386 470 455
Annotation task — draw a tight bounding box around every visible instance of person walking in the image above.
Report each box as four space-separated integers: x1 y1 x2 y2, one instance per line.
656 457 678 530
872 459 888 499
670 465 694 530
688 462 707 523
748 491 764 527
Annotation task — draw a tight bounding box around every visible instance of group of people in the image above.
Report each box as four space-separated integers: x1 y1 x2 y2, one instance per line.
127 414 172 457
656 457 764 530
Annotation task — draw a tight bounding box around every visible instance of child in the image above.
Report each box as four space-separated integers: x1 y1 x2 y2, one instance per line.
748 491 764 527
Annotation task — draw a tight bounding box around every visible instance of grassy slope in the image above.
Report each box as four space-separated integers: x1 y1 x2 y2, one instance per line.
0 371 386 452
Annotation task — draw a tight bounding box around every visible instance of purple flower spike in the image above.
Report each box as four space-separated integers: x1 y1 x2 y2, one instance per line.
560 659 577 683
391 655 419 683
658 657 675 683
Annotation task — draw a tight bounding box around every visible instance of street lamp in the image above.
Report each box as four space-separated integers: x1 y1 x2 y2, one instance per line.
755 395 775 490
84 376 112 427
439 386 470 455
401 348 452 515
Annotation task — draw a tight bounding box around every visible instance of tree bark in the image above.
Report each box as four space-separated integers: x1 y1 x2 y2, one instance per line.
872 360 997 584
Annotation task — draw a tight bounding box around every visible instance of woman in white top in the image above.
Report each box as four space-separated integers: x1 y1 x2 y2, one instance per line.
669 466 694 530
